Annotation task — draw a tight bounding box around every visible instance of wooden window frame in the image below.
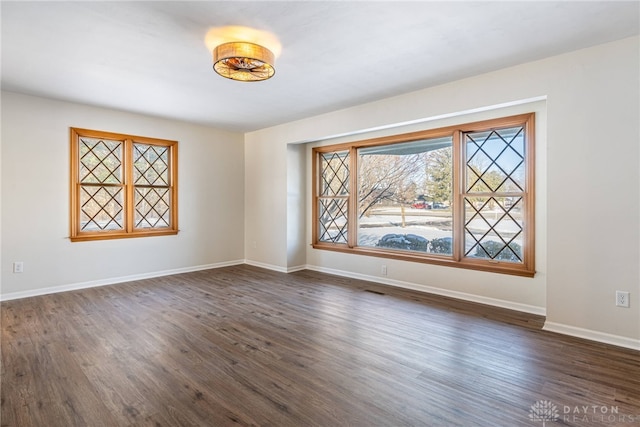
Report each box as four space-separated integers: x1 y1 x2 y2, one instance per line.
312 113 535 277
316 150 351 245
70 128 178 242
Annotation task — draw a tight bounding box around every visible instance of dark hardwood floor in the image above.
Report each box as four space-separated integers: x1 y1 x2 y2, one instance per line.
1 265 639 426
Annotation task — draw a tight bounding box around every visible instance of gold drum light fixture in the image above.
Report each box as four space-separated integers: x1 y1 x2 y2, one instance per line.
213 41 275 82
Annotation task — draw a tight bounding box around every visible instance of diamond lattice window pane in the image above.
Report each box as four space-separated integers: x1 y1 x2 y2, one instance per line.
466 147 493 192
481 164 509 192
318 198 348 243
320 151 349 196
135 187 171 228
79 138 122 184
80 186 124 231
466 126 525 193
496 162 525 192
464 196 523 263
133 144 169 186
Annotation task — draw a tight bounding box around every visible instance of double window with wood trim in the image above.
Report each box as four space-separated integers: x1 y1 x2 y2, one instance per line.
313 114 535 277
70 128 178 241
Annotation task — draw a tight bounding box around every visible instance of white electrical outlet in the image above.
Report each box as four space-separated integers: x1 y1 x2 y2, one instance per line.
13 262 24 274
616 291 630 308
381 265 387 276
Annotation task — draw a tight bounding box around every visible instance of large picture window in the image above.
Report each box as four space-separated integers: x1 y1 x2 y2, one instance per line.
312 114 535 277
70 128 178 241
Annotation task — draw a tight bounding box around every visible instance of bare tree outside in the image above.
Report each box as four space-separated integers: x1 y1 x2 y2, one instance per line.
358 152 425 219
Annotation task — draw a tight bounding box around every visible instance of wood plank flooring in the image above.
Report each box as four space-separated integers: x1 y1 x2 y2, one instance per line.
1 265 639 426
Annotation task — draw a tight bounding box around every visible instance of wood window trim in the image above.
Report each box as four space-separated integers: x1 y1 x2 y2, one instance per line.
70 127 178 242
312 113 535 277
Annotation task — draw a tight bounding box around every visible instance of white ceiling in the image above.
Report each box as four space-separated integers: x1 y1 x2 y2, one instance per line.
2 1 639 133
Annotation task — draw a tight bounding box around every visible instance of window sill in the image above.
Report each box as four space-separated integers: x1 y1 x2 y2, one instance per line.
70 229 179 242
311 242 535 278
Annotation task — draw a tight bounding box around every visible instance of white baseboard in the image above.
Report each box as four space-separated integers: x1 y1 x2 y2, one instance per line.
543 321 640 351
0 260 245 302
304 264 546 316
286 265 307 273
243 260 306 273
243 259 289 273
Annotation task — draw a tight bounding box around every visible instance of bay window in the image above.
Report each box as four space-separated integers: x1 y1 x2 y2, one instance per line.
312 114 535 277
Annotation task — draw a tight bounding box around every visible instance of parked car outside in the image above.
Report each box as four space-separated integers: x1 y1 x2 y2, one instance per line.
411 200 432 209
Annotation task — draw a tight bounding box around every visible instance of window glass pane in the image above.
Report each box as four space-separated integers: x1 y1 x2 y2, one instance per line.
318 198 348 243
79 186 124 231
135 187 171 228
133 144 170 186
79 138 122 184
464 196 523 263
320 151 349 196
357 137 453 255
466 126 525 193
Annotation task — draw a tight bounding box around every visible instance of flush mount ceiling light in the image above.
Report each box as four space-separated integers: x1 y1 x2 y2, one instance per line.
205 26 281 83
213 41 275 82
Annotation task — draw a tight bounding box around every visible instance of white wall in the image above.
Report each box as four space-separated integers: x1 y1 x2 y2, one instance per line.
244 132 288 270
286 144 307 270
1 91 245 299
245 36 640 349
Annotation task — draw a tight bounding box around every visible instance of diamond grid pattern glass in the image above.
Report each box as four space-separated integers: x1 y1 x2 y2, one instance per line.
80 186 124 231
135 188 170 228
78 137 124 231
318 150 349 244
133 144 169 186
464 197 523 261
320 151 349 196
79 138 122 184
133 143 172 230
318 198 348 243
464 125 526 263
466 127 524 193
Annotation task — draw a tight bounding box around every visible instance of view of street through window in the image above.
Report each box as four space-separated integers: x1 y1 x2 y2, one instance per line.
357 203 523 257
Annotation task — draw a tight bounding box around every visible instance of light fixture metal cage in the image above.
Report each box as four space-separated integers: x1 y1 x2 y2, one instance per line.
213 42 275 82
